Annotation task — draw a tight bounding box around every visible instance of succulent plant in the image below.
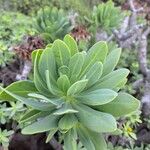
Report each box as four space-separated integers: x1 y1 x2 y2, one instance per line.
35 6 73 43
0 35 139 149
92 0 124 33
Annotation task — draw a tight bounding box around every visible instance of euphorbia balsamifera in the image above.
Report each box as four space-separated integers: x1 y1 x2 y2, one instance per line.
0 35 139 149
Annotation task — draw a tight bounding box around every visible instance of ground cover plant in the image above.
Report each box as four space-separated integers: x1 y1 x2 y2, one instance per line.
0 0 150 149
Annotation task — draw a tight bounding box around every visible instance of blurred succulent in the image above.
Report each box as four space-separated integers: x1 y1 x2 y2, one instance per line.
0 35 139 149
35 7 73 43
0 128 14 148
4 101 26 120
92 0 124 33
0 103 9 124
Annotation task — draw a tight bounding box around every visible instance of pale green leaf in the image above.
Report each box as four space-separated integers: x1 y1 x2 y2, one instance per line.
64 34 78 56
52 39 71 67
95 93 140 117
58 114 78 131
53 103 78 115
0 81 37 101
67 79 88 96
57 75 70 93
73 103 117 133
76 89 118 106
22 114 59 134
86 61 103 88
102 48 121 76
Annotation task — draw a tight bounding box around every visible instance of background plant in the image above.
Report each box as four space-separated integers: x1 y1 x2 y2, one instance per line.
35 6 73 43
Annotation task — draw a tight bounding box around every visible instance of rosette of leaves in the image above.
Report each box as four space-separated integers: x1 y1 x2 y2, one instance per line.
35 6 73 43
92 0 124 33
0 35 139 150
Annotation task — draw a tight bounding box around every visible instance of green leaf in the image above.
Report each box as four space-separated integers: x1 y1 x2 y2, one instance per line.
57 75 70 93
102 48 121 76
76 89 118 106
67 79 88 96
86 61 103 88
0 81 37 101
73 103 117 133
64 129 77 150
58 114 78 131
38 47 57 82
95 93 140 117
69 52 85 83
20 110 50 123
87 130 107 150
77 125 95 150
58 65 70 76
92 68 129 90
53 103 78 115
45 70 62 96
46 129 57 143
52 39 71 67
32 50 51 96
22 114 59 134
64 34 78 56
0 87 55 111
80 41 108 77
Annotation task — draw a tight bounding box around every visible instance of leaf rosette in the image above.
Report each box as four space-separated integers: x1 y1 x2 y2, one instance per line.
0 35 139 150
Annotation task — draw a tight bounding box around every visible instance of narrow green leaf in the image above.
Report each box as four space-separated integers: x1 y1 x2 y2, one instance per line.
53 103 78 115
77 125 95 150
32 50 51 96
64 34 78 56
92 68 129 90
52 39 71 67
69 52 85 83
86 61 103 88
22 114 59 134
95 93 140 117
0 87 55 111
80 41 108 77
87 130 107 150
77 89 118 106
0 81 37 101
67 79 88 96
38 47 57 82
102 48 121 76
57 75 70 93
46 129 57 143
64 129 77 150
58 114 78 131
20 110 50 124
58 65 70 76
73 103 117 133
45 70 62 96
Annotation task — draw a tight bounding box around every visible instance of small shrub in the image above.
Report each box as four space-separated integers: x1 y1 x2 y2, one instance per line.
0 35 139 149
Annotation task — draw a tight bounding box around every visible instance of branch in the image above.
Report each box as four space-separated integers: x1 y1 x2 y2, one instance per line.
16 60 32 80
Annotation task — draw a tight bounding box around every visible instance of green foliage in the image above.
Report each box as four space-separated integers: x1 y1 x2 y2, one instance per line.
92 0 124 33
0 11 35 67
35 7 73 43
0 128 14 148
0 35 140 149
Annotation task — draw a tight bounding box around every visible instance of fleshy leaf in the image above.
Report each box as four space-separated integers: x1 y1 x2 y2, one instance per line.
102 48 121 76
64 34 78 56
0 81 37 101
73 103 117 133
95 93 140 117
76 89 118 106
22 114 59 134
67 79 88 96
